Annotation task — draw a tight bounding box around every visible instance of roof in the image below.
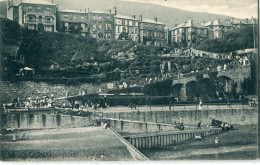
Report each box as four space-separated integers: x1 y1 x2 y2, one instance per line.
170 19 207 31
204 21 212 26
115 15 137 21
90 10 113 14
141 19 165 25
59 10 86 14
18 0 57 6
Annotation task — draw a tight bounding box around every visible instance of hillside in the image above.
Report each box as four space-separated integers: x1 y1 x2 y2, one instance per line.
0 0 233 28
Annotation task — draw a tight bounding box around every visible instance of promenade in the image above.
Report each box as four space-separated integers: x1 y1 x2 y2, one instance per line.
92 104 255 113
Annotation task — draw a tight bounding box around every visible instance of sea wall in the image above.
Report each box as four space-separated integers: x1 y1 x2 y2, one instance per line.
1 113 92 129
102 108 258 126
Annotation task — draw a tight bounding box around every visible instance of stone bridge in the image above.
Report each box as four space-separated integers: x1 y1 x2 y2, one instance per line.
172 65 251 101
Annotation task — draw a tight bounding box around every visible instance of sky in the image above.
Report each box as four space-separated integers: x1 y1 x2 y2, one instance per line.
121 0 258 18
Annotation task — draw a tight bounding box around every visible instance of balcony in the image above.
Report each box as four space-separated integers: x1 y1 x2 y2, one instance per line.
26 19 54 25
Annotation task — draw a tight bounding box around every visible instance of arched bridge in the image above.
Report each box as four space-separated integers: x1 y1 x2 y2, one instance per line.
172 65 251 101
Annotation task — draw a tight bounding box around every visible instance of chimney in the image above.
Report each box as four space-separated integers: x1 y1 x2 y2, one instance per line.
231 17 234 23
85 9 87 13
175 24 177 27
108 9 112 13
154 17 157 22
52 0 54 4
87 8 90 13
225 20 227 24
139 15 143 22
245 18 248 23
114 7 117 15
132 14 136 19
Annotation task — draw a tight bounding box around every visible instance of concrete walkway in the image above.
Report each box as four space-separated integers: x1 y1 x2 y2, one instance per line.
85 104 255 113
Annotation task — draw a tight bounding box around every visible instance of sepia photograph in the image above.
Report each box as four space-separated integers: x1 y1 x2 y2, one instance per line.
0 0 258 162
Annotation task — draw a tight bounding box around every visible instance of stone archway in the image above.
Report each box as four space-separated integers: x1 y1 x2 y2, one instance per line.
172 83 184 102
216 76 232 92
186 81 197 101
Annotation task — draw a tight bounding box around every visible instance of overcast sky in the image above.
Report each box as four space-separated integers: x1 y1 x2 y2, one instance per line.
121 0 258 18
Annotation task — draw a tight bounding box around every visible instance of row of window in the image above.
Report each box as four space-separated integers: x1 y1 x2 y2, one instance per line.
92 24 112 30
26 6 53 12
143 31 164 38
92 15 112 21
116 26 138 34
141 23 164 30
63 15 87 20
116 19 137 26
92 32 112 39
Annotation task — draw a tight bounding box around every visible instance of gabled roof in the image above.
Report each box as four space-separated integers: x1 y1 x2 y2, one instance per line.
18 0 57 6
170 19 207 31
170 22 187 31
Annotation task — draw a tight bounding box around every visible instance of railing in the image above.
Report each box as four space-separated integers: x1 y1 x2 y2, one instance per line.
109 127 150 161
26 19 54 25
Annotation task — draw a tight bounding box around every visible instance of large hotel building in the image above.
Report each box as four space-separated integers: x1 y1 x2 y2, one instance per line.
7 0 256 46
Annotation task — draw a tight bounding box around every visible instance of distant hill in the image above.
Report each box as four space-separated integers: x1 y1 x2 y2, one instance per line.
0 0 233 28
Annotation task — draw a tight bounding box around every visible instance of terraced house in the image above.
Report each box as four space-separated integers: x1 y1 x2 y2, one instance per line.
114 14 139 42
139 15 166 47
89 10 115 40
7 0 57 32
203 19 234 39
56 10 89 36
170 19 208 46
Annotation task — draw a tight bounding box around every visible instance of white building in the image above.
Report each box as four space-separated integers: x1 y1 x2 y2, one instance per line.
114 15 139 41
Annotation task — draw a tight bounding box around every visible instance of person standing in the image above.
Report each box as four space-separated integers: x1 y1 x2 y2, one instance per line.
215 137 219 144
197 121 202 129
199 99 203 110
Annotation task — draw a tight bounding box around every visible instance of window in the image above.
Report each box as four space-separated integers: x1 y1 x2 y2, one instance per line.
123 27 126 32
98 16 102 21
46 7 50 11
92 15 98 21
135 27 138 34
64 15 68 19
64 23 69 30
93 24 96 30
37 7 41 10
73 16 76 20
117 26 120 33
106 24 111 30
107 16 110 20
28 6 32 11
132 21 136 26
99 24 102 29
117 20 121 24
122 20 125 25
81 16 85 20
